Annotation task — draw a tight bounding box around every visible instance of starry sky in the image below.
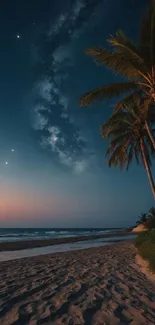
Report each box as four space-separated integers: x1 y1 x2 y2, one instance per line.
0 0 153 228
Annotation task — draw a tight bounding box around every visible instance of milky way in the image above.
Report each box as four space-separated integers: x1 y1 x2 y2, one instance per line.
33 0 104 173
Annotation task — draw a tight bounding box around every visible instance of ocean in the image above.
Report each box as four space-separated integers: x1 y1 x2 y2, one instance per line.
0 228 123 242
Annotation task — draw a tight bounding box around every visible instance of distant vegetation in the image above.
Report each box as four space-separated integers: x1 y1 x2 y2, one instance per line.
135 207 155 271
136 229 155 271
136 207 155 230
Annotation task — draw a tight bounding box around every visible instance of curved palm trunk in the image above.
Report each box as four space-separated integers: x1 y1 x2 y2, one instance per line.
145 121 155 150
140 138 155 200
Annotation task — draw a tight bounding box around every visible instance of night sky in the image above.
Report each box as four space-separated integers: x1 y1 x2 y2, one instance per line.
0 0 153 228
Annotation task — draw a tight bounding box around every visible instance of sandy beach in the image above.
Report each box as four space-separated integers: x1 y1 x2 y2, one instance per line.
0 241 155 325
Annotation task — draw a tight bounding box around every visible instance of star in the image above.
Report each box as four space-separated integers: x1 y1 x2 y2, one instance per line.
16 34 20 39
11 149 14 152
5 162 8 165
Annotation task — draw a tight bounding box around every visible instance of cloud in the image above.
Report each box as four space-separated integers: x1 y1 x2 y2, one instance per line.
74 160 87 173
36 78 53 101
52 46 72 64
48 125 60 135
33 0 102 172
48 14 67 37
41 124 88 173
48 0 86 38
72 0 86 21
59 95 69 111
34 112 48 130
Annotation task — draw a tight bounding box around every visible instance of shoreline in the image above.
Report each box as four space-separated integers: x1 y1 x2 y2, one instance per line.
1 241 155 325
0 230 132 251
0 237 135 263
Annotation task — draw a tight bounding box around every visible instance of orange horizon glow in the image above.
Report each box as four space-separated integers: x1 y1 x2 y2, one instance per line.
0 182 71 222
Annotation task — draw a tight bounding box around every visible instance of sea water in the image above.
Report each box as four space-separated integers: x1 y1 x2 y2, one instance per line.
0 227 123 242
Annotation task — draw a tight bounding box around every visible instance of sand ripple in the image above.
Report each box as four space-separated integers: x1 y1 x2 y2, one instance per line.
0 242 155 325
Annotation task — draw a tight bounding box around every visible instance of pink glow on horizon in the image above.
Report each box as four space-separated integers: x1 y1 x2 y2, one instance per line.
0 182 71 223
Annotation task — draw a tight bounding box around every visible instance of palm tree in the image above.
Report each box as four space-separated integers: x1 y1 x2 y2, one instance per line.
136 213 148 225
146 206 155 228
79 0 155 148
148 207 155 216
101 103 155 199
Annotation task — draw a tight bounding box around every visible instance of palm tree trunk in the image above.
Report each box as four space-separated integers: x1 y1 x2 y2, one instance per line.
140 138 155 199
145 121 155 150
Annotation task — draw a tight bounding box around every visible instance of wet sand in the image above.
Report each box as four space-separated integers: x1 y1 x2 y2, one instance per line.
0 241 155 325
0 231 131 252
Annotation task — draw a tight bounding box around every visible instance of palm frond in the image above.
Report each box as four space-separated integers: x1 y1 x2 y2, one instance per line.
110 134 129 147
140 0 155 66
114 91 141 112
106 146 120 168
145 134 155 157
85 48 146 79
134 147 140 165
108 154 117 168
108 30 151 77
107 145 126 170
79 82 137 107
101 125 128 141
109 30 139 55
102 97 155 174
126 146 133 171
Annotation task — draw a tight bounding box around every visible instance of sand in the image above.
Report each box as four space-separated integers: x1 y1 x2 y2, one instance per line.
0 241 155 325
132 225 147 233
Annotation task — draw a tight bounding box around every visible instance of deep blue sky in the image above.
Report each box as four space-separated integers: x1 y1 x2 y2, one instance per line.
0 0 153 228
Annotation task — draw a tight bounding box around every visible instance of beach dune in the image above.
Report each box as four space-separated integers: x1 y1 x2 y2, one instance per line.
132 224 147 233
0 242 155 325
